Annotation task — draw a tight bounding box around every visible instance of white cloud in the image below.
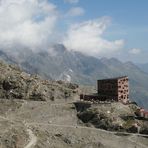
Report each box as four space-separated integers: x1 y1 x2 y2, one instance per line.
0 0 58 50
64 0 79 4
0 0 125 59
63 17 124 57
66 7 85 17
129 48 141 54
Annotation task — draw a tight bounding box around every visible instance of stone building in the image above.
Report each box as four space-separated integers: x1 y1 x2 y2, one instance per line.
97 76 129 103
136 108 148 119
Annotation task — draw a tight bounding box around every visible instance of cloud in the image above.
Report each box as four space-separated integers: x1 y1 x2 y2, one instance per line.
0 0 58 50
63 17 124 57
64 0 79 4
0 0 125 59
66 7 85 17
129 48 141 54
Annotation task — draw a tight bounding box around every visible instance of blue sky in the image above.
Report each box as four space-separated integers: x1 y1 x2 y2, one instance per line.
49 0 148 63
0 0 147 63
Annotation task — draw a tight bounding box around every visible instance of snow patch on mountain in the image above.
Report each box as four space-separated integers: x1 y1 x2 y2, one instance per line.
58 69 74 82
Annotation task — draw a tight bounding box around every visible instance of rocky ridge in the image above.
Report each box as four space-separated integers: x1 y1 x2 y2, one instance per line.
0 60 78 101
75 101 148 134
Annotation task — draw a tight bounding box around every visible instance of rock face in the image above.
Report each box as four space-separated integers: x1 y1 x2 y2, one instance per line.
0 61 78 101
75 101 148 133
75 102 122 131
140 123 148 134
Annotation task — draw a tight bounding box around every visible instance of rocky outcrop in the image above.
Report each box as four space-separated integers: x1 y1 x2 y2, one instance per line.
0 61 78 101
75 102 148 134
77 106 120 131
140 123 148 134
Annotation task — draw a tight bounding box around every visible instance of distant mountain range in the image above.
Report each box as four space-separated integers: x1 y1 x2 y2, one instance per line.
0 44 148 109
136 63 148 74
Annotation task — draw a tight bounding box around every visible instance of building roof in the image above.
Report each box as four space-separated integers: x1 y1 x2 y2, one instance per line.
97 76 128 81
140 109 148 114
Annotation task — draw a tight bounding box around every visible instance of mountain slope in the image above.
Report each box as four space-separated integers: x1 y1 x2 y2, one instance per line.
0 45 148 109
0 60 78 102
136 63 148 74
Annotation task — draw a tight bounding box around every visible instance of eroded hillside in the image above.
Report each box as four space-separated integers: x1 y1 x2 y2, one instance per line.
0 61 148 148
0 61 78 101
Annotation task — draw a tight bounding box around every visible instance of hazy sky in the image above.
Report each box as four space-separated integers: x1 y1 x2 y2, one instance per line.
0 0 147 63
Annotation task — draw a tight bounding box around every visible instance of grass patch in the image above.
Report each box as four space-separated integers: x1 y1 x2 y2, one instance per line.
123 119 135 129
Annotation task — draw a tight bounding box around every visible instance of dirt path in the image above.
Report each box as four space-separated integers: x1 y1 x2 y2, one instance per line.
28 122 148 138
1 100 148 148
28 122 148 148
0 116 8 120
128 135 148 148
24 126 37 148
0 113 37 148
0 114 37 148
